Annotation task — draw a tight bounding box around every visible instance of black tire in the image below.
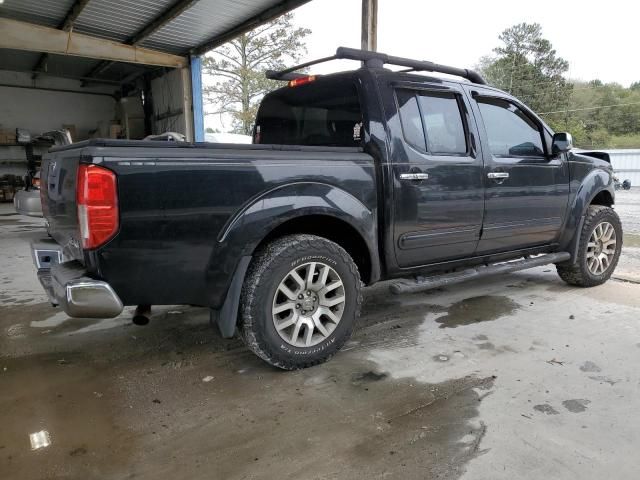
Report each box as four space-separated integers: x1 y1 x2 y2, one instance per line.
239 234 362 370
556 205 622 287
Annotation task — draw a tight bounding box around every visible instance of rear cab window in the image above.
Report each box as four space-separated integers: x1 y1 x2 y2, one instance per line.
254 76 363 147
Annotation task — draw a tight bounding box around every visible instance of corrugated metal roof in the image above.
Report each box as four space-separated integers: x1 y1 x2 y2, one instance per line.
0 0 311 84
0 0 309 55
72 0 176 43
0 0 75 28
140 0 266 54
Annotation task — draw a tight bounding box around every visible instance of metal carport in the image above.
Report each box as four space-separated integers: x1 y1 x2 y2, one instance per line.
0 0 312 142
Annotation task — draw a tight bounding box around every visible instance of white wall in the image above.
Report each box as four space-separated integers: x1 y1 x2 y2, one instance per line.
0 72 117 141
0 71 118 175
151 68 192 139
604 149 640 186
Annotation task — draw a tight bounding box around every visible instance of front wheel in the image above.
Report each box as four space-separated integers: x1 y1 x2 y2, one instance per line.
239 234 362 370
557 205 622 287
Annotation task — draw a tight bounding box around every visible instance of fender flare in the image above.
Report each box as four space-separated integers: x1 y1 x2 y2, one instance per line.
558 168 614 262
211 182 378 337
218 181 376 251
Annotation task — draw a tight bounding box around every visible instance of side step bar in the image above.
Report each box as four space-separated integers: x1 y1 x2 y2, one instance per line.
389 252 571 295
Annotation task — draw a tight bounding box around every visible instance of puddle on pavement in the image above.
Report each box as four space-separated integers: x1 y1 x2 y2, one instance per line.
434 295 520 329
0 352 134 479
1 296 495 479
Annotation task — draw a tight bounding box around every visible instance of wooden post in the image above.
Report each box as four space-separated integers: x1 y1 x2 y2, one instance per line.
361 0 378 52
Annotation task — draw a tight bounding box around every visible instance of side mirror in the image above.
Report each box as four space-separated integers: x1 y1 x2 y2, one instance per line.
552 132 573 154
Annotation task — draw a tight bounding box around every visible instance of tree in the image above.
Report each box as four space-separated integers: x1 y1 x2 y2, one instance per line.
202 14 310 135
478 23 572 121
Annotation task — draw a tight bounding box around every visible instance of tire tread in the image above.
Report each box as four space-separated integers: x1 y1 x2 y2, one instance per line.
239 234 362 370
557 205 622 287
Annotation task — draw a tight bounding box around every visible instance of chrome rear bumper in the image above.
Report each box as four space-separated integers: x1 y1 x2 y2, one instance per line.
31 239 123 318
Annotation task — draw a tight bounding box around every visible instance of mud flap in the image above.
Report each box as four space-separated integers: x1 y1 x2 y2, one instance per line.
215 255 252 338
567 214 586 265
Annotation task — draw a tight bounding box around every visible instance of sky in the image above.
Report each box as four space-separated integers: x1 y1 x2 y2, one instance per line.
204 0 639 132
293 0 639 86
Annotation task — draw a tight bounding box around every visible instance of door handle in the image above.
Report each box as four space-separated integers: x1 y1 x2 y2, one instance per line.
487 172 509 179
400 172 429 181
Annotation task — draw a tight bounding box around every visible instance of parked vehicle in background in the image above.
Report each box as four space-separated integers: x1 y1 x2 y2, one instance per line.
31 48 622 370
13 130 72 217
614 176 631 190
13 171 42 217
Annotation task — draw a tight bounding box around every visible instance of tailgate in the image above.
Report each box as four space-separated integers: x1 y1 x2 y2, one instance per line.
41 150 84 262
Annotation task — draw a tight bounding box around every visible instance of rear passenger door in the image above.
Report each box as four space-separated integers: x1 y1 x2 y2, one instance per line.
388 82 485 267
464 87 570 253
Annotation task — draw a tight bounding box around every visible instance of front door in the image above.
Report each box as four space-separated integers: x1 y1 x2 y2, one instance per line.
465 87 570 254
389 83 485 268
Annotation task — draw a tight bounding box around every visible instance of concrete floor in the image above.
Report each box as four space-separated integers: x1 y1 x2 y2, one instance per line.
1 191 639 480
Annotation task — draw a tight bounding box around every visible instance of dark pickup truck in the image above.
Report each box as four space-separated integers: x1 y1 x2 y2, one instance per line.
32 47 621 369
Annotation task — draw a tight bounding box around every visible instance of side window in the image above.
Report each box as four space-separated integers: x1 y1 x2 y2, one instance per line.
417 93 467 155
396 89 468 155
477 98 545 157
396 90 426 151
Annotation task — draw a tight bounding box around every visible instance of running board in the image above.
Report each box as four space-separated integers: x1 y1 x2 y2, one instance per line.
389 252 571 295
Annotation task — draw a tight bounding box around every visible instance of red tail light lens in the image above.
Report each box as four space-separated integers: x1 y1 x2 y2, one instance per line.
76 164 118 249
288 75 316 87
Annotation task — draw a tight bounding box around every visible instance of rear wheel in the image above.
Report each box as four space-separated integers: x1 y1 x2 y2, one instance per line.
557 205 622 287
239 234 362 370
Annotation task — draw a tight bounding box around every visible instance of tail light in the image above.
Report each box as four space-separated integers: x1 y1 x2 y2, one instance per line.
32 177 40 188
288 75 316 87
76 164 118 249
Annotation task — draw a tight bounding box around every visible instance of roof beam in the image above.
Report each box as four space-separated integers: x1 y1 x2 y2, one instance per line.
1 18 188 68
130 0 200 45
32 0 93 78
82 0 200 81
192 0 312 56
61 0 92 31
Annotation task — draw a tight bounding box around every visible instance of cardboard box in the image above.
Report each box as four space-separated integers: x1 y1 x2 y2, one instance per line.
109 124 123 139
0 129 17 145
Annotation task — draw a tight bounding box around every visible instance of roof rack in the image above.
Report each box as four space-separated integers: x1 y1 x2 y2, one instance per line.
265 46 487 85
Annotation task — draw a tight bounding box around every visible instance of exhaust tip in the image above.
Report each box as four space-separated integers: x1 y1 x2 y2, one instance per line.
132 305 151 326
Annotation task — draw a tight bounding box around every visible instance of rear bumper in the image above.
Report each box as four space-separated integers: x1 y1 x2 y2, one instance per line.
14 189 43 217
31 239 123 318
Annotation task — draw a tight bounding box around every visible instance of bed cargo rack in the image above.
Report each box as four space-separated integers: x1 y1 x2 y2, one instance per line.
265 46 487 85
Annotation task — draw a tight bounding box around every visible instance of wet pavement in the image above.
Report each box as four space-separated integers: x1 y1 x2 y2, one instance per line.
1 193 640 480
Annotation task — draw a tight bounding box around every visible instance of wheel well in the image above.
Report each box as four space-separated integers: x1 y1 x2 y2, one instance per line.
591 190 613 207
256 215 372 284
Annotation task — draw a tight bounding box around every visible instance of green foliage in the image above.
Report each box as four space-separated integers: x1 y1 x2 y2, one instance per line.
478 23 572 115
480 22 640 149
202 13 310 135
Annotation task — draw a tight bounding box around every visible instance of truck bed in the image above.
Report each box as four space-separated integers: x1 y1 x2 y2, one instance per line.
41 139 375 308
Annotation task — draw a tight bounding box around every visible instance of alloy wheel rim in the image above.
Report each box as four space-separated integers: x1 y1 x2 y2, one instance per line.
272 262 346 347
586 221 617 275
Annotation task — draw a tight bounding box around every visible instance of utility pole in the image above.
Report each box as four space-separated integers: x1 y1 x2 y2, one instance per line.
361 0 378 52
